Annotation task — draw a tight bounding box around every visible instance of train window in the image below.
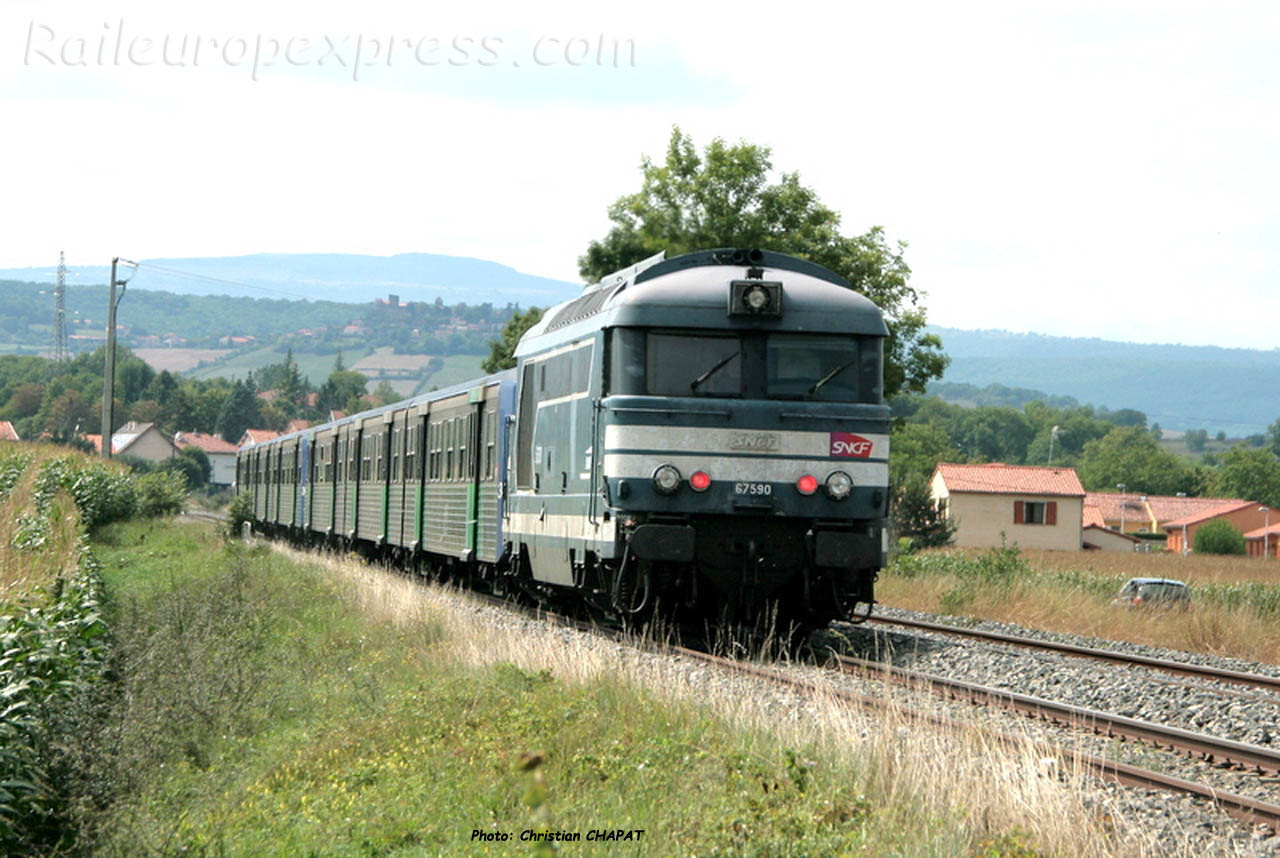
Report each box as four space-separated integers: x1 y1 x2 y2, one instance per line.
766 335 861 402
403 426 414 482
485 409 497 479
447 418 456 481
516 363 536 489
608 328 645 395
646 332 742 397
460 413 470 479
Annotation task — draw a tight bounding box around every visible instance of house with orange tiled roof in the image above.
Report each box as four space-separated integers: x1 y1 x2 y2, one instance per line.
237 429 279 449
930 463 1086 551
1083 492 1252 538
0 421 20 442
174 431 239 485
1164 501 1270 555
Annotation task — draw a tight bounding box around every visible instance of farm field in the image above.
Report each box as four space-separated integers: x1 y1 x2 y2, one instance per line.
880 546 1280 664
134 347 232 373
414 353 487 394
186 345 372 386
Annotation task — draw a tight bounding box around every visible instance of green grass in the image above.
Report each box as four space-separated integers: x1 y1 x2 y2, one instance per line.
90 521 909 857
414 354 488 394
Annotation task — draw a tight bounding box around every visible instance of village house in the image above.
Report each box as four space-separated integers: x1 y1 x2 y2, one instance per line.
1165 501 1272 554
0 420 20 442
1245 521 1280 559
237 429 279 449
84 421 178 464
1083 492 1251 538
173 431 239 486
930 463 1086 551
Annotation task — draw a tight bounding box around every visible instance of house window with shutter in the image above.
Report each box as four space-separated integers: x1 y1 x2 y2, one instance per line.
1014 500 1057 525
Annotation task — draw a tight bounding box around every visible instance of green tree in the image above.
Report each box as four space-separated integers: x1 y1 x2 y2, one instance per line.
317 369 368 415
1194 519 1246 555
371 380 399 407
889 421 958 488
1077 426 1197 496
1212 445 1280 507
947 407 1034 464
578 128 948 398
1184 428 1209 453
482 307 544 373
891 474 956 551
214 380 263 444
44 389 95 441
1267 418 1280 458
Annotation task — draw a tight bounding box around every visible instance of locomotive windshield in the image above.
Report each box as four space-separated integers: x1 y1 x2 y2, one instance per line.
609 329 882 403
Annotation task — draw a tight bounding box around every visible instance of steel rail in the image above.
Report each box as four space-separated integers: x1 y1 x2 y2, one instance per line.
833 653 1280 776
668 646 1280 829
869 615 1280 693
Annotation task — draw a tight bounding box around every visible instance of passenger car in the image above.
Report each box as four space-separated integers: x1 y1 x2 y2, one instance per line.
1112 577 1192 608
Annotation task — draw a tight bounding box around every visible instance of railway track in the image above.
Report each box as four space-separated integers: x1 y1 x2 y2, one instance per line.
830 651 1280 775
461 588 1280 829
868 614 1280 693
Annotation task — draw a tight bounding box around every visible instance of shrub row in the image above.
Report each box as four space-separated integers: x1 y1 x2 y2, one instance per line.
0 451 189 853
0 545 109 852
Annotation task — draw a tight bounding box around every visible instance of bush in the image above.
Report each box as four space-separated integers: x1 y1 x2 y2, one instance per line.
225 491 254 540
1193 519 1246 555
135 470 188 518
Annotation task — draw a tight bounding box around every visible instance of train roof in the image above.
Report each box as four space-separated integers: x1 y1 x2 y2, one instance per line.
516 248 888 357
242 368 515 450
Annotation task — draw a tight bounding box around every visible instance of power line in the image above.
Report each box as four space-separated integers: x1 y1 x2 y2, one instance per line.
135 261 319 301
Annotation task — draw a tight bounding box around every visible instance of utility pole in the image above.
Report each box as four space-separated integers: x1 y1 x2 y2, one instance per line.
99 257 136 458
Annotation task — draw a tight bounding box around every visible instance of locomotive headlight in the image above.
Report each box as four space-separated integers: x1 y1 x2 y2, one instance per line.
825 470 853 500
744 284 770 311
652 464 682 495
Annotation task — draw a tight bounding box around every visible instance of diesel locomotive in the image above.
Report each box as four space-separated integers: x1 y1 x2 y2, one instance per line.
237 248 890 627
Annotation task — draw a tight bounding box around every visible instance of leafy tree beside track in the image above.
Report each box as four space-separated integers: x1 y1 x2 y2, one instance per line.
578 128 949 399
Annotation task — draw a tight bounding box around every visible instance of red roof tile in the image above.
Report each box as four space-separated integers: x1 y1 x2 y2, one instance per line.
0 421 19 442
934 463 1085 497
174 431 238 455
1164 500 1259 530
1084 492 1251 527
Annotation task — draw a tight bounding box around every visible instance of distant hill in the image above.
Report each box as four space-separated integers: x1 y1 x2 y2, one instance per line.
0 252 582 308
930 327 1280 436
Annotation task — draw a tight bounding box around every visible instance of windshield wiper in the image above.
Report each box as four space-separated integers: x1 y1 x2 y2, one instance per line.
690 351 739 392
807 357 858 397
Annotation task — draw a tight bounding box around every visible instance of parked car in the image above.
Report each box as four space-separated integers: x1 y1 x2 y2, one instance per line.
1112 577 1192 609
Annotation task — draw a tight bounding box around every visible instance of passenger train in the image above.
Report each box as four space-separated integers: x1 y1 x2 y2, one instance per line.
237 248 890 627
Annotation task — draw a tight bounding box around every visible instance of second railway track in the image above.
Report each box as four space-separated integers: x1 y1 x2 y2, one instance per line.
868 613 1280 692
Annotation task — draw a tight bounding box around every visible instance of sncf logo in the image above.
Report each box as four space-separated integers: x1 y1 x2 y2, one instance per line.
829 432 873 458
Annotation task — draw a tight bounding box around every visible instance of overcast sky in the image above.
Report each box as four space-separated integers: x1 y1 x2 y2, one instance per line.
3 1 1277 349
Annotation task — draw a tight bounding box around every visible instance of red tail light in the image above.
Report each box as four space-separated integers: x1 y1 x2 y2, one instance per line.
690 470 711 492
796 475 818 495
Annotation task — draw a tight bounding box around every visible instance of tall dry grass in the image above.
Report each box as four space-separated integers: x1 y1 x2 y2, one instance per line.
0 442 95 599
286 546 1182 858
881 547 1280 664
1021 548 1280 588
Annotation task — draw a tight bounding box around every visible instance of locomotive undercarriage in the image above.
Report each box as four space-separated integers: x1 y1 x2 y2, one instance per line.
263 510 876 633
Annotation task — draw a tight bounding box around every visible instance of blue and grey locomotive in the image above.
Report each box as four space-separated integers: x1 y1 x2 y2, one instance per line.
237 248 890 627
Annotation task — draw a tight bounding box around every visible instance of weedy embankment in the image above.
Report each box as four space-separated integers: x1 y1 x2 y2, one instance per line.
77 516 1172 857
